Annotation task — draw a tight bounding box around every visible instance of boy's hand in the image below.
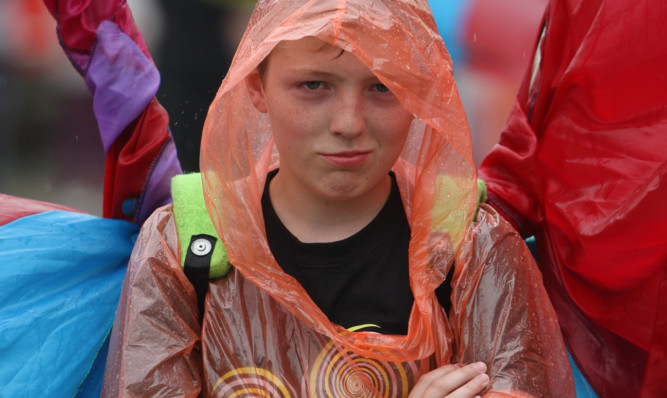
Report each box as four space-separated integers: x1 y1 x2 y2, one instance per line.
408 362 490 398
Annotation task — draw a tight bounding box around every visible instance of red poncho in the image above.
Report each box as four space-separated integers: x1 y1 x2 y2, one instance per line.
479 0 667 396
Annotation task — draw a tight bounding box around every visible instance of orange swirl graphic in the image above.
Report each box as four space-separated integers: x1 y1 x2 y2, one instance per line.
306 340 419 397
212 367 294 397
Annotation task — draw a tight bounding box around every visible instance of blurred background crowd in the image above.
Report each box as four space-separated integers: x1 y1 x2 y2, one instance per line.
0 0 547 215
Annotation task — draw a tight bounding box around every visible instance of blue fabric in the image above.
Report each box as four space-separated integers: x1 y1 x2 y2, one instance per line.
524 235 537 258
0 211 138 397
75 334 111 398
428 0 474 66
569 351 599 398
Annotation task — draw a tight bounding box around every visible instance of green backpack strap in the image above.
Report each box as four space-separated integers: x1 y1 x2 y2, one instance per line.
171 173 231 320
475 178 488 221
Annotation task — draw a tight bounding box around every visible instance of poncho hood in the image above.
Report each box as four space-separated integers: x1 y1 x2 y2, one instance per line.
200 0 476 361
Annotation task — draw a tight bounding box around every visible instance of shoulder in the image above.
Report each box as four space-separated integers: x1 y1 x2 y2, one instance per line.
454 203 537 289
122 203 203 313
462 203 524 253
127 204 181 277
470 203 518 241
137 203 177 245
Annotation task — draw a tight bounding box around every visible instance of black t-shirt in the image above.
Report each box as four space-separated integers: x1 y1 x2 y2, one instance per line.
262 170 452 335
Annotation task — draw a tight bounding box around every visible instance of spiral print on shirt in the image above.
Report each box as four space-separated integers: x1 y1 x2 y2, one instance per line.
211 367 295 397
303 340 421 397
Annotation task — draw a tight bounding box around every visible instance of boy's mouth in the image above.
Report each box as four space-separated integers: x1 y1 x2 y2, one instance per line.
321 151 371 167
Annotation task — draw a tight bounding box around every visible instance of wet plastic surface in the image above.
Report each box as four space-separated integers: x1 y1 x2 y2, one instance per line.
479 0 667 396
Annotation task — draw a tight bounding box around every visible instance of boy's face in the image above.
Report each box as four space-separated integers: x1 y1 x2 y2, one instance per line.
246 37 413 204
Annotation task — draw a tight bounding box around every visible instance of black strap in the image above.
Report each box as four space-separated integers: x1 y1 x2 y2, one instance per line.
184 234 217 323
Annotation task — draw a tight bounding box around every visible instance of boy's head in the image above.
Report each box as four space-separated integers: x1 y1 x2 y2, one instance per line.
245 37 413 204
201 0 476 276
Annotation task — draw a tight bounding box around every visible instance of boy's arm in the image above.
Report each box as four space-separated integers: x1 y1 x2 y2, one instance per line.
450 204 575 398
102 206 203 397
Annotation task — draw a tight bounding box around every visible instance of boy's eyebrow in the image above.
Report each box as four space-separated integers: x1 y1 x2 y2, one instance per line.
290 68 338 77
288 68 379 81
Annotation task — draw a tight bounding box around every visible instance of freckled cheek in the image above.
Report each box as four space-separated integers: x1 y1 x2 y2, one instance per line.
393 113 414 140
272 117 314 162
372 111 412 144
279 112 323 144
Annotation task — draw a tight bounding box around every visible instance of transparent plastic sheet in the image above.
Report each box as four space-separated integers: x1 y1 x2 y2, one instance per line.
103 0 574 396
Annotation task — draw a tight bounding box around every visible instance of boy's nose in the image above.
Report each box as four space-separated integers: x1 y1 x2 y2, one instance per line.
329 93 365 138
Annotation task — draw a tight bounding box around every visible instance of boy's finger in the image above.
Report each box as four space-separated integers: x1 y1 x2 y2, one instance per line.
410 362 488 398
426 362 487 397
447 372 490 398
408 364 460 397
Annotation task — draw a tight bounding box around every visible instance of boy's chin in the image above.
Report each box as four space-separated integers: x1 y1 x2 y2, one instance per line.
313 173 391 202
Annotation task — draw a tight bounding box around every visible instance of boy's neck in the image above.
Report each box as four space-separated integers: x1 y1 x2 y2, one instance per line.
268 172 392 243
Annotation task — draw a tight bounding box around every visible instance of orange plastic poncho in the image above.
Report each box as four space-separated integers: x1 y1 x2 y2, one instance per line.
102 1 574 396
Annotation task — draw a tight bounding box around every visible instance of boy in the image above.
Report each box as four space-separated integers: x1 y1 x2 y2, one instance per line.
102 1 574 396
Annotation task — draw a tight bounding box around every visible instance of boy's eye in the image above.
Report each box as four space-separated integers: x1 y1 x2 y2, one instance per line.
372 83 390 93
302 81 323 90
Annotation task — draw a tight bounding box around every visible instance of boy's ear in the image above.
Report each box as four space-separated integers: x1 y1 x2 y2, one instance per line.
245 69 268 113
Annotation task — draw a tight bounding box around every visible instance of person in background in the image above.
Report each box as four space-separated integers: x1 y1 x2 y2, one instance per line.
478 0 667 396
154 0 253 172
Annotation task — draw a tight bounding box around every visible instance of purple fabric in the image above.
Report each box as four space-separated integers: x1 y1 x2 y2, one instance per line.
85 21 160 153
136 137 182 224
68 52 91 74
